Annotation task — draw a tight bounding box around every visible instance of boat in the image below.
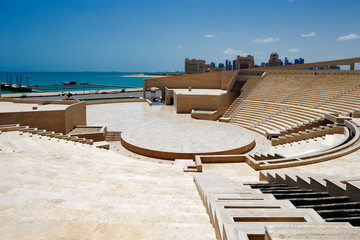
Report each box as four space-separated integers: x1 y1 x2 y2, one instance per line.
62 81 77 85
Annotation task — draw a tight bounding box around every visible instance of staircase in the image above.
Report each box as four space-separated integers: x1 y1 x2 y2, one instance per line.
193 172 354 240
105 131 122 141
0 129 216 239
256 171 360 226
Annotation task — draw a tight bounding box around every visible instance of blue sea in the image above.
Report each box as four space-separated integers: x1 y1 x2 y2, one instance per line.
0 72 159 94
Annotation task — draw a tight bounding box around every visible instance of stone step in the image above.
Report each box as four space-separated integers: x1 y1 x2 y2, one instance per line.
288 196 350 206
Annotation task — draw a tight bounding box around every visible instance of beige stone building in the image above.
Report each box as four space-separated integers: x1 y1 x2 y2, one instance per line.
235 55 255 69
268 52 280 67
185 58 206 74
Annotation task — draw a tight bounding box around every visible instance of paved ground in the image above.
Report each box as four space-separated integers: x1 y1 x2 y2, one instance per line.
91 102 255 158
86 102 261 181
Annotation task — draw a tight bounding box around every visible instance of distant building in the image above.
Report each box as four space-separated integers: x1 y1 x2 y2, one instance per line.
285 57 292 65
185 58 206 74
329 65 341 70
279 59 284 66
235 55 255 69
268 52 280 67
294 58 305 65
260 62 266 68
205 64 211 72
210 62 216 70
232 60 236 70
218 63 225 69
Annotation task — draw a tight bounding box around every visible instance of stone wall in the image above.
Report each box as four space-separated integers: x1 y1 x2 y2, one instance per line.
0 100 86 134
65 102 87 133
173 91 238 114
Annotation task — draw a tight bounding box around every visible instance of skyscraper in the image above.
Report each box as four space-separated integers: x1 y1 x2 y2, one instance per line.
285 57 291 65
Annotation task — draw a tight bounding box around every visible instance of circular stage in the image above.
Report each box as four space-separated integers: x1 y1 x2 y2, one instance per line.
120 120 255 159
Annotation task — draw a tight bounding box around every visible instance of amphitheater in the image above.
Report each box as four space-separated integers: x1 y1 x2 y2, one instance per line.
1 58 360 239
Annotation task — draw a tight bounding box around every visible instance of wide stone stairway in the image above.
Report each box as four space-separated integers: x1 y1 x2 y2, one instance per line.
0 130 215 239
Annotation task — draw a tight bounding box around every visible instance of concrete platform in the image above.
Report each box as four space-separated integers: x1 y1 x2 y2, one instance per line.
121 120 255 159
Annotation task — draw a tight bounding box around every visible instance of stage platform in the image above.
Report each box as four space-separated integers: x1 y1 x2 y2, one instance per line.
120 120 255 159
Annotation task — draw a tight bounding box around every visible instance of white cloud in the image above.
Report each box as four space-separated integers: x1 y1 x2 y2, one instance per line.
177 45 184 49
288 48 300 53
301 32 316 38
251 37 280 43
338 33 360 41
204 34 216 38
250 51 267 55
224 48 246 56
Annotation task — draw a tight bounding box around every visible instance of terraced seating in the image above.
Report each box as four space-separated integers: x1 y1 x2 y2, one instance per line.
271 123 345 146
283 75 360 108
317 87 360 115
199 115 358 170
0 123 22 132
0 130 216 239
194 173 351 240
249 74 316 102
222 74 269 119
230 100 326 135
257 171 360 226
223 72 360 146
0 124 99 149
246 118 360 170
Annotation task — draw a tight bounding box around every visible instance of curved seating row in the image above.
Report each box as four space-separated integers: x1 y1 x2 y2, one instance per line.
247 119 360 170
0 124 110 150
230 100 326 135
249 74 316 102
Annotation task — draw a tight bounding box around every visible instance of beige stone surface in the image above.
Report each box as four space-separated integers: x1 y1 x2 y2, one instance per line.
0 101 68 112
89 102 255 156
265 225 360 240
264 134 346 158
264 142 360 178
121 120 254 156
86 101 261 181
0 131 216 239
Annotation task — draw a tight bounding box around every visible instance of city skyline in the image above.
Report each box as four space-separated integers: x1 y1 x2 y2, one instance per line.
0 0 360 72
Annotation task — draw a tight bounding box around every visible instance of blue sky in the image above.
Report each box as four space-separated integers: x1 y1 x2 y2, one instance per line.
0 0 359 72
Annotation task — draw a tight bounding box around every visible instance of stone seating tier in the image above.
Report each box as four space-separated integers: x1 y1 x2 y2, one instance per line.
193 173 352 240
4 125 100 149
